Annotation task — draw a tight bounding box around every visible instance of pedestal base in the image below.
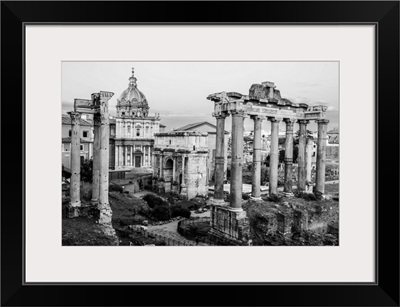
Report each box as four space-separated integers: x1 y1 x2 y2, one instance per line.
209 204 250 245
250 196 262 201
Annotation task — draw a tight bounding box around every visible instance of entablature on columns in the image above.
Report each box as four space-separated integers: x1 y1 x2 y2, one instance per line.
74 91 114 114
207 85 328 121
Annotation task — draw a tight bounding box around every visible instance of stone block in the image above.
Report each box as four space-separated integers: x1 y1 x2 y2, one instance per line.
209 204 250 245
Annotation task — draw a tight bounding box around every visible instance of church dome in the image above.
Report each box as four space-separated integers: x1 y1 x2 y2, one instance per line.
118 86 147 104
116 68 149 118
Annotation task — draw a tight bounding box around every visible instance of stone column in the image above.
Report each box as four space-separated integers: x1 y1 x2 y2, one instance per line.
180 155 187 196
172 156 176 181
297 120 309 191
130 146 133 167
98 92 112 224
68 112 81 209
230 110 245 211
315 119 329 196
115 145 118 167
125 145 128 167
306 137 313 182
269 117 281 196
213 114 227 203
91 113 101 205
159 153 163 178
181 156 185 184
119 145 123 167
251 115 263 200
283 118 295 195
148 146 151 166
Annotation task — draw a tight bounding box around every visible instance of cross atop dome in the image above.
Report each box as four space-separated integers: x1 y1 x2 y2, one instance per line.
129 67 137 88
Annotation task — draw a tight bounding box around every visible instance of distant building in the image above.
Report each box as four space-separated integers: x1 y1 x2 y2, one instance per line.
111 69 164 170
327 128 339 144
326 128 339 161
61 115 94 170
153 131 209 199
173 121 229 183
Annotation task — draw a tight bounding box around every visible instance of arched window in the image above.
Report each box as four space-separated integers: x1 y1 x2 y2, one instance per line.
136 128 140 136
127 125 131 133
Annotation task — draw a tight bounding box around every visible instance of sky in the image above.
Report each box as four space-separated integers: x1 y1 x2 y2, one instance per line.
62 61 339 132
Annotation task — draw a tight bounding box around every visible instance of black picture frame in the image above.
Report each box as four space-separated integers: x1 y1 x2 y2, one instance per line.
1 1 399 306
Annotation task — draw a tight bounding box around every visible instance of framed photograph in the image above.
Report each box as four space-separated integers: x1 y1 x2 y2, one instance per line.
1 1 399 306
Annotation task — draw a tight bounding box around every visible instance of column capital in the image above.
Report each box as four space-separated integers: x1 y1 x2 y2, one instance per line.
268 117 282 123
230 110 247 117
284 118 296 125
68 112 81 125
316 119 330 125
250 115 265 122
298 119 310 125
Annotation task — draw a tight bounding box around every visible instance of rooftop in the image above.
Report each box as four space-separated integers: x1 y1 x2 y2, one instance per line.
174 121 229 134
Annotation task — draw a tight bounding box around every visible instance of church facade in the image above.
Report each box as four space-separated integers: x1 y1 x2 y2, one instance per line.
110 69 163 170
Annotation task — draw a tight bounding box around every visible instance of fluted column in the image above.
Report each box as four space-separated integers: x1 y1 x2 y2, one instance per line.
297 120 309 191
68 112 81 208
284 118 295 195
230 110 245 211
269 117 281 196
213 113 228 202
315 119 329 195
91 113 101 205
251 115 263 200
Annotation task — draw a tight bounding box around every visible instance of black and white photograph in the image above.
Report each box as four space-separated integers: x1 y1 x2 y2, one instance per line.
62 61 339 246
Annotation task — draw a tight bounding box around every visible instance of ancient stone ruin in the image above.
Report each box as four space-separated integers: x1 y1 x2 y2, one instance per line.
67 91 115 226
207 81 329 245
152 131 209 199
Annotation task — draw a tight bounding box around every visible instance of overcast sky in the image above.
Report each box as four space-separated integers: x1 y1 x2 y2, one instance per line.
62 61 339 132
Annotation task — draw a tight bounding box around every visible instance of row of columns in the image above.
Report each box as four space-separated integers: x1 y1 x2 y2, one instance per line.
115 145 152 167
213 112 329 210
